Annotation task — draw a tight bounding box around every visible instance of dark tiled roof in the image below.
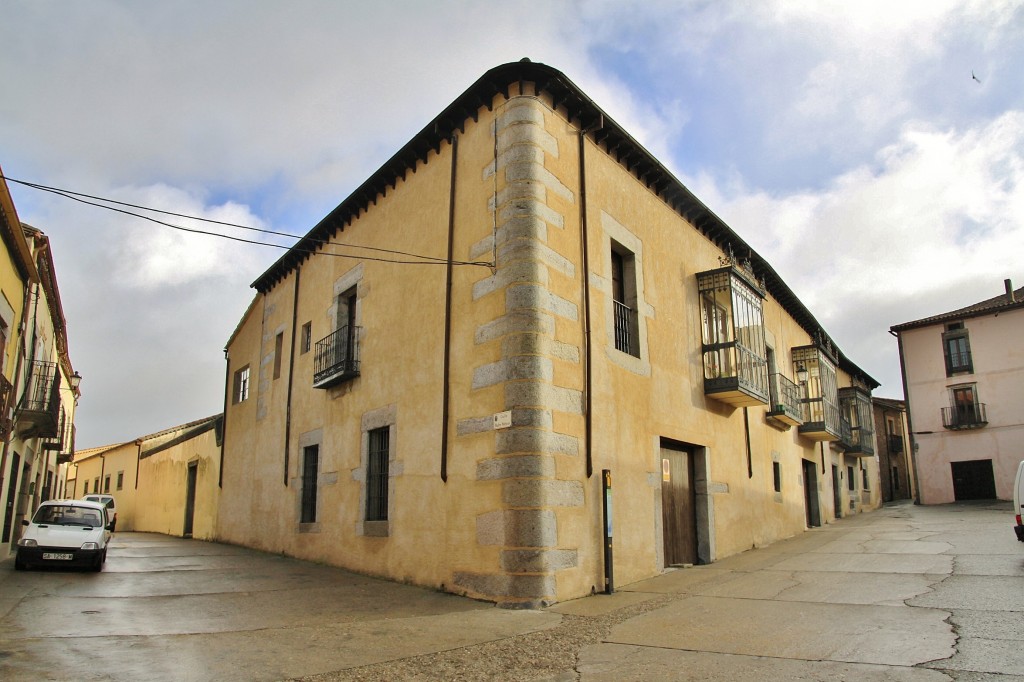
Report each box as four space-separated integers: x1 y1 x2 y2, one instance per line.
891 285 1024 332
250 60 878 388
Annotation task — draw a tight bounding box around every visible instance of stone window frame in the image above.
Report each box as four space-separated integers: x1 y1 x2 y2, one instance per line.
600 212 652 376
296 429 325 533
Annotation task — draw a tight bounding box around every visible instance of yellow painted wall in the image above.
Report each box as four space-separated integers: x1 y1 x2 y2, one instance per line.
72 443 139 530
219 85 880 605
134 425 220 539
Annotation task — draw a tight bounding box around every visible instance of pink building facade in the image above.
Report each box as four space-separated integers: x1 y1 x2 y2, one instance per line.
892 280 1024 504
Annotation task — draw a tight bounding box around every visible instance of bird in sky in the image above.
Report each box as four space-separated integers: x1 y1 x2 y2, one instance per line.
972 70 982 83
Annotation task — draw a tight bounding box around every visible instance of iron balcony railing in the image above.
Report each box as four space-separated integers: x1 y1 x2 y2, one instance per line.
16 360 62 438
839 421 875 456
313 325 361 388
798 394 843 440
946 349 972 374
767 372 803 425
613 300 638 357
941 403 988 430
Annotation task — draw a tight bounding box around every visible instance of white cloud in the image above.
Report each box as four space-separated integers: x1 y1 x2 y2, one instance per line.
107 184 269 289
697 110 1024 390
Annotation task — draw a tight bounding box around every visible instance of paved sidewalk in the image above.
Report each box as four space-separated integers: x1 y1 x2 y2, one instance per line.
559 500 1024 681
2 500 1021 681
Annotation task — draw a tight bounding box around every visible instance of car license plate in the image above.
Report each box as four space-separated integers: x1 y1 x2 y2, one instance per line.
42 552 74 560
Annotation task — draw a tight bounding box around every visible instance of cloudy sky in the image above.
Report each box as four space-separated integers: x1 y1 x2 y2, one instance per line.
2 1 1022 448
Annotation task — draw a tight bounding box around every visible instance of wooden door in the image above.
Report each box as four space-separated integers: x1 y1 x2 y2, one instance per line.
802 458 820 527
183 462 198 538
661 447 697 566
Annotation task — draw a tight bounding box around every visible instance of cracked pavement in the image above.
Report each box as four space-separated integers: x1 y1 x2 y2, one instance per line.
1 500 1021 681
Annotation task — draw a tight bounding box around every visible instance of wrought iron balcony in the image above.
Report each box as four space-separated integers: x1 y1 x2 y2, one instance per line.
941 403 987 430
16 360 61 438
313 326 361 388
703 343 769 407
946 349 973 374
838 386 875 456
794 344 842 442
766 372 803 426
798 397 842 441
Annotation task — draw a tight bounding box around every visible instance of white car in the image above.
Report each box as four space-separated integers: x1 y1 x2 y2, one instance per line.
83 494 118 532
15 499 112 571
1014 460 1024 542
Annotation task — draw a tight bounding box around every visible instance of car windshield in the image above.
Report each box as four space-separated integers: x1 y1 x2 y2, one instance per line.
32 505 104 528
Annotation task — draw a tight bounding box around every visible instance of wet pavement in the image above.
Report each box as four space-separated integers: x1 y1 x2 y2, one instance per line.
0 500 1021 681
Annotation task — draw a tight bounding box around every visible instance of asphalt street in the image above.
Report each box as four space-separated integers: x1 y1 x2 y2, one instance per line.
0 500 1021 681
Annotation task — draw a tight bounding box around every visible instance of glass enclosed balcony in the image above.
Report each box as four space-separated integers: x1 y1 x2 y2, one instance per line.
838 386 875 456
697 265 768 408
793 345 841 441
767 372 804 426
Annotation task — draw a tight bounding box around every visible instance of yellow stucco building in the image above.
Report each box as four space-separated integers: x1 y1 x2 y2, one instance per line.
1 168 82 557
69 415 221 537
219 61 881 606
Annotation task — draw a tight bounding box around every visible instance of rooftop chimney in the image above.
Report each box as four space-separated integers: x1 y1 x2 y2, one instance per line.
1006 279 1015 303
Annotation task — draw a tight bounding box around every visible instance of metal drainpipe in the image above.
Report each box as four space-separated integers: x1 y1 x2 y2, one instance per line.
218 348 230 488
578 116 602 479
891 329 921 505
284 269 301 487
441 134 458 482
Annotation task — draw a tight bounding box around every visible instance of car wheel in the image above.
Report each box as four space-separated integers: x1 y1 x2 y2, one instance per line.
91 555 103 572
102 548 108 564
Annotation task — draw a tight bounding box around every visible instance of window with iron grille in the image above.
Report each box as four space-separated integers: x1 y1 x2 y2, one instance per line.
610 245 640 357
300 445 319 523
366 427 389 522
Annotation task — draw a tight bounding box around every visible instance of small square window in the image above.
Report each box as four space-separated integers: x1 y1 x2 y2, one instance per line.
301 322 312 355
104 475 111 493
116 471 124 491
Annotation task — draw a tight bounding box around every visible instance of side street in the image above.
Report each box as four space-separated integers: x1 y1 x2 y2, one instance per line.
2 500 1021 681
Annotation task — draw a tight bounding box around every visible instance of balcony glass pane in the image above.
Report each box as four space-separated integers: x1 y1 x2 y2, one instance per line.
697 267 768 401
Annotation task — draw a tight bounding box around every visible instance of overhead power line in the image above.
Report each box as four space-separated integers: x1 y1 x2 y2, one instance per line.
1 174 493 268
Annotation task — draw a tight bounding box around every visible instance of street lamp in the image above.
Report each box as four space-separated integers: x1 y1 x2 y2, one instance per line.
69 371 82 390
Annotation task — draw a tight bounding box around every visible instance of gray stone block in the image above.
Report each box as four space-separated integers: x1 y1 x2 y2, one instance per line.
451 571 555 600
503 479 585 508
501 549 578 572
477 508 556 547
477 455 556 481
